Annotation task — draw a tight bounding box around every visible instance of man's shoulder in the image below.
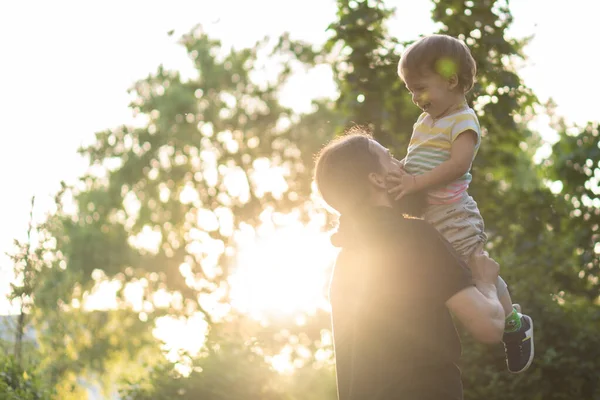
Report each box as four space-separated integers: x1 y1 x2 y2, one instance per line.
336 214 420 245
359 215 441 251
389 215 439 236
385 216 465 262
334 216 436 276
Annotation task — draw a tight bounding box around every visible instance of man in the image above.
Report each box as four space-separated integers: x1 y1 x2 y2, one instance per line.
314 130 506 399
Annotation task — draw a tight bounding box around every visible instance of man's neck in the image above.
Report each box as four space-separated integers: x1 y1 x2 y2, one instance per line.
369 191 394 208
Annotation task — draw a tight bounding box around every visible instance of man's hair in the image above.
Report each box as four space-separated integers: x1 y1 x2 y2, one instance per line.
313 127 382 216
398 34 477 93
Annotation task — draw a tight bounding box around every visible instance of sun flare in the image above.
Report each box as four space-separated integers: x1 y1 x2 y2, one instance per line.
229 221 337 321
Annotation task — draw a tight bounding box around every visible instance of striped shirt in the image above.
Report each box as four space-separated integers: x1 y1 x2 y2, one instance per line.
404 107 481 205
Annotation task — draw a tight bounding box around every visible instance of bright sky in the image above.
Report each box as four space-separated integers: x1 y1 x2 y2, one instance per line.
0 0 598 311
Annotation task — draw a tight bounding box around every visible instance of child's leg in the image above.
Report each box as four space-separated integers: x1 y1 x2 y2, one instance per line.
497 276 514 317
496 272 534 373
469 253 517 319
424 196 534 372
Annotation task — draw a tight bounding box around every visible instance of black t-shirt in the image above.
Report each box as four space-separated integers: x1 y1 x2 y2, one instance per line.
330 206 472 400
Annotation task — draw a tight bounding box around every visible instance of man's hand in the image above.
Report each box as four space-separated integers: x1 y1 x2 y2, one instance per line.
447 246 505 344
386 170 419 200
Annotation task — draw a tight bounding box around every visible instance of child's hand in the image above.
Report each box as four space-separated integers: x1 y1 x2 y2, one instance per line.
469 248 500 288
386 170 419 200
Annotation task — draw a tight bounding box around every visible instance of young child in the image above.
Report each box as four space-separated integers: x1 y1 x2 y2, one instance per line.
387 34 534 373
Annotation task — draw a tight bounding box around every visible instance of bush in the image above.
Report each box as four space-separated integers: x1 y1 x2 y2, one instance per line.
0 354 53 400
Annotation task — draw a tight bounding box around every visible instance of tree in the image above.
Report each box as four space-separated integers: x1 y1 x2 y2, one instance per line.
314 0 600 399
6 197 41 368
548 115 600 299
29 25 334 396
120 311 338 400
56 26 325 307
119 326 289 400
23 0 600 398
325 0 419 149
429 1 600 398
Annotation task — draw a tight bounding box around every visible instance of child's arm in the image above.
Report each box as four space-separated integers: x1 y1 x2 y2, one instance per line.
388 130 477 199
414 130 477 189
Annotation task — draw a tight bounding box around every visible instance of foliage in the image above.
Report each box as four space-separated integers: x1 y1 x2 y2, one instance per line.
0 354 53 400
120 327 289 400
459 293 600 400
17 20 334 397
428 1 600 398
51 26 326 307
549 117 600 300
6 197 52 367
325 0 419 149
312 0 600 399
4 0 599 398
120 316 338 400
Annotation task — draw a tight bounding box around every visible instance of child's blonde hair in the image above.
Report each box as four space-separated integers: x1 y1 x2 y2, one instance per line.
398 34 477 93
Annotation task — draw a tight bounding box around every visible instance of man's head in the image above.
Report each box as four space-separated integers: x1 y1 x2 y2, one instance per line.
398 34 476 118
314 128 402 216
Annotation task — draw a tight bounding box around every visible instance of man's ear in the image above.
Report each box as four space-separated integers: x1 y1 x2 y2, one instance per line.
368 172 386 190
448 74 459 91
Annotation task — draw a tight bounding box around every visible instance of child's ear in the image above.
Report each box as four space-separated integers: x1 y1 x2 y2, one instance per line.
368 172 386 189
448 74 459 91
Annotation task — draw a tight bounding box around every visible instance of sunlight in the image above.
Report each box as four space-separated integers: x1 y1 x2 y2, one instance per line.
229 215 337 321
267 344 295 375
153 312 209 375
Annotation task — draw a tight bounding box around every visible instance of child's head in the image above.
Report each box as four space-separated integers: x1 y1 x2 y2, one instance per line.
398 34 476 118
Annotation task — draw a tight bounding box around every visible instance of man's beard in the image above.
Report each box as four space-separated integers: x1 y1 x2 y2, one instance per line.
390 190 427 218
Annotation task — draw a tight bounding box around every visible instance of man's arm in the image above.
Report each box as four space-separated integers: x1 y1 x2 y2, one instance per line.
409 221 504 344
445 252 505 344
446 284 505 343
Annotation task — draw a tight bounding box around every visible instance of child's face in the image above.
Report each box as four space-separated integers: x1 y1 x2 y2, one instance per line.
402 69 459 118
